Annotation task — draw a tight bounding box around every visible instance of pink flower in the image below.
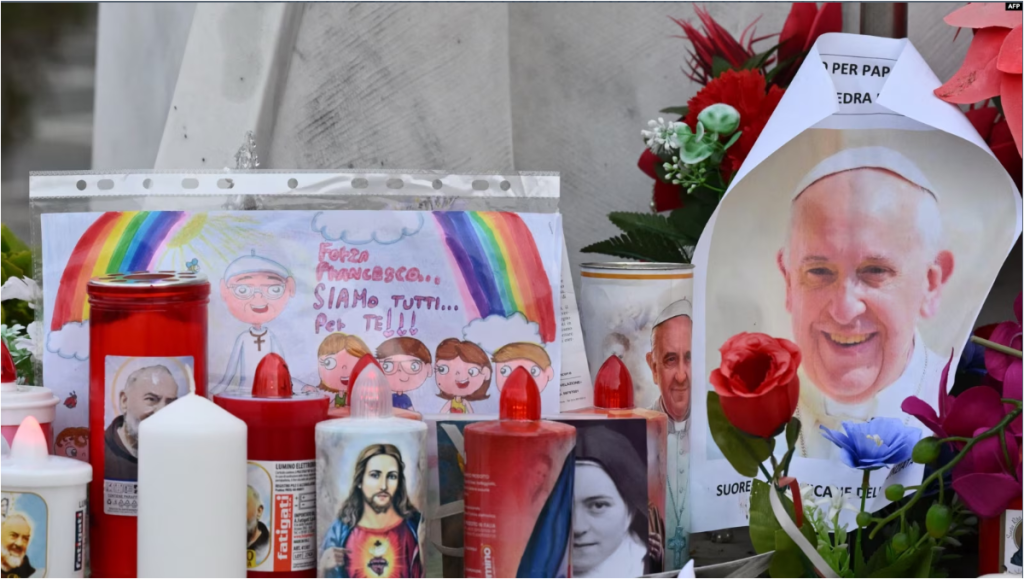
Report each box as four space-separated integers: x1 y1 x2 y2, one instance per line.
901 353 1006 445
952 428 1021 518
986 292 1022 396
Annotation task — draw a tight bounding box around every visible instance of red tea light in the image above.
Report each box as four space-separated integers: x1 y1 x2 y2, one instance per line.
327 355 422 420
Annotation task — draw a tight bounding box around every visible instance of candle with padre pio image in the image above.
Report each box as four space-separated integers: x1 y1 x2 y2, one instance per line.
463 368 576 578
1 416 92 578
137 370 247 578
215 353 329 577
566 355 669 577
87 271 209 578
315 364 428 578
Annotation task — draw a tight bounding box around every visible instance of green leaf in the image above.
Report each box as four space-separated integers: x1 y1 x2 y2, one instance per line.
659 106 689 117
708 392 774 478
9 250 31 276
749 480 779 553
581 232 690 263
743 44 781 71
1 224 29 255
667 199 717 243
867 548 925 578
722 129 743 151
607 212 693 243
711 55 732 78
912 545 934 578
769 529 805 578
786 418 801 450
1 255 25 281
765 53 803 84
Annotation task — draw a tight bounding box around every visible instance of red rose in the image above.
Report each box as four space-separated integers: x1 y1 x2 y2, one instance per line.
709 332 801 438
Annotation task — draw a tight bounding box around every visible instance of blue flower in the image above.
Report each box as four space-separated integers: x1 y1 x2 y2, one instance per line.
820 418 921 470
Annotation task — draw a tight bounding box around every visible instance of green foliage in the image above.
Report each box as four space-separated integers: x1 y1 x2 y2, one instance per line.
1 324 35 385
707 392 773 477
580 230 692 263
1 225 34 328
659 106 689 116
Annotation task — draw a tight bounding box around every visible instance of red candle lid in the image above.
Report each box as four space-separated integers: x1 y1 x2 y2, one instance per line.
594 355 634 410
2 341 15 384
347 354 383 403
500 367 541 421
252 353 292 398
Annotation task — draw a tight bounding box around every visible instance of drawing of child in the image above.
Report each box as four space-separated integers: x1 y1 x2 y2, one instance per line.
54 427 90 463
492 342 555 393
435 338 492 414
310 333 371 408
377 337 433 412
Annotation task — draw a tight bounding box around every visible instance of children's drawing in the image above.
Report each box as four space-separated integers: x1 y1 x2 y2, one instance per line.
434 339 492 414
211 251 297 395
377 337 433 412
313 333 372 408
41 209 562 438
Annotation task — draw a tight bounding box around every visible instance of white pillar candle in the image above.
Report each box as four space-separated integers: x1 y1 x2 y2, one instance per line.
137 387 247 578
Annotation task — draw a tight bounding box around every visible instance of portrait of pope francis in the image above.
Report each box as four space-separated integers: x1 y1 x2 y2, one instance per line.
774 147 952 459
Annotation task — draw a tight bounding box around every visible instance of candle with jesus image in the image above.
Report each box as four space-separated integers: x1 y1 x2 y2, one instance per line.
316 364 428 578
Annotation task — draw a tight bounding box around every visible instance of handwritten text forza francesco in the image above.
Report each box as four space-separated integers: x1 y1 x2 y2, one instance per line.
313 243 454 336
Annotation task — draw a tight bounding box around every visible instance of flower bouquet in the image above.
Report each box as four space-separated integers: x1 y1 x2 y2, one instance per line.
583 4 841 263
1 224 41 384
706 303 1022 577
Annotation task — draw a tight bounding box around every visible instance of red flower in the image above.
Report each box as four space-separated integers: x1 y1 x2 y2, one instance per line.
935 3 1022 155
672 5 770 85
776 3 843 86
686 69 785 177
710 332 801 438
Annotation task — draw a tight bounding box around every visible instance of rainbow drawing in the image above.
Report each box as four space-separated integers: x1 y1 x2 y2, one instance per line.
433 212 557 343
50 211 188 330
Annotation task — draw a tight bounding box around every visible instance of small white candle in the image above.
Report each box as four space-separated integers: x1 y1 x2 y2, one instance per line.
137 379 247 578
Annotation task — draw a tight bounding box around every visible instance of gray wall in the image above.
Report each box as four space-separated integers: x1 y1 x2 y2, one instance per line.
92 3 984 290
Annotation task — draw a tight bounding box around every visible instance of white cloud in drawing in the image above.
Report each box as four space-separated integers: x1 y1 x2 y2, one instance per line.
46 321 89 361
311 212 424 245
462 313 544 354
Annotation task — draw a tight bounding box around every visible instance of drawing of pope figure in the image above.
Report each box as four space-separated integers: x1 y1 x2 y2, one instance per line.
211 250 297 395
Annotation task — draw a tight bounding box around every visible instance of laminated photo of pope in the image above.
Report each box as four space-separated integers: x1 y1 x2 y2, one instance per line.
702 129 1020 462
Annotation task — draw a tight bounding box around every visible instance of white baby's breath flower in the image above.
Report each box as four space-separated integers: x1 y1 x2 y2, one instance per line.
642 118 685 154
1 277 41 308
13 321 44 362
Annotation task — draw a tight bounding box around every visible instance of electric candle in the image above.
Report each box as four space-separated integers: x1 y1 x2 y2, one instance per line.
1 416 92 578
315 365 428 578
566 355 670 577
1 342 59 451
137 371 247 578
326 355 422 421
463 368 576 578
215 353 329 577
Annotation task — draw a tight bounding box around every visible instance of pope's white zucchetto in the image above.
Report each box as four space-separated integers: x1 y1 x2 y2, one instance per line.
792 146 938 202
652 298 692 333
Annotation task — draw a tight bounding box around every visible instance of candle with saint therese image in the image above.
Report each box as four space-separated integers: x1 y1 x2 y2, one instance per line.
215 353 329 577
463 368 576 578
567 355 670 577
315 364 428 578
137 370 247 578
